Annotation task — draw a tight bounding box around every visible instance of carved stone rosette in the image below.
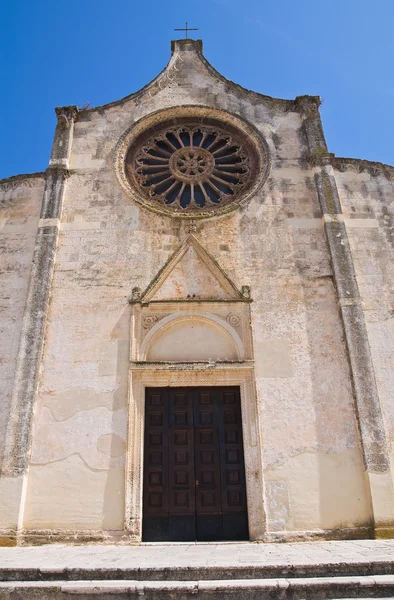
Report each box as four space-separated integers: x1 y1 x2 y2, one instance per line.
115 106 270 219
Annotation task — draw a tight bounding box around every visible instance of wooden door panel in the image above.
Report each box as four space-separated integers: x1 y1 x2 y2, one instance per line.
169 389 195 516
143 386 249 542
218 388 248 519
143 390 168 518
194 389 222 517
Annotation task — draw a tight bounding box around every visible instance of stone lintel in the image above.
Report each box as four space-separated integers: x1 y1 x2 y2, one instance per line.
130 361 254 372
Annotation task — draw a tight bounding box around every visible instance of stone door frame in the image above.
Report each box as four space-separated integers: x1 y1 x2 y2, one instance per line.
125 362 266 542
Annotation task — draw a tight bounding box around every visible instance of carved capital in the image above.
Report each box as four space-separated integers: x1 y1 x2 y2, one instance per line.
55 105 79 129
45 165 71 180
129 287 142 304
241 285 251 299
308 151 335 167
294 95 321 117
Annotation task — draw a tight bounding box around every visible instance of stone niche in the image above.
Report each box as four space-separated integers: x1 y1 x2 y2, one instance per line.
126 234 266 541
130 234 253 364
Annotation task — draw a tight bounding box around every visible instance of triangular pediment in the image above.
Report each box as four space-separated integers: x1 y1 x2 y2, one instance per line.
141 235 243 303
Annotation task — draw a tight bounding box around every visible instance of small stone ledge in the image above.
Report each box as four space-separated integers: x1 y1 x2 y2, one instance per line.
130 361 254 372
2 574 394 599
0 530 17 547
264 526 373 543
18 529 126 547
375 526 394 539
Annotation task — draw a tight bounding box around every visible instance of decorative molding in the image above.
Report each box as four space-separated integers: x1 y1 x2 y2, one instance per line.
186 219 197 233
125 364 266 542
333 157 394 181
79 39 296 115
130 287 142 303
308 151 335 168
142 314 159 329
128 121 256 215
131 302 252 362
0 173 45 193
241 285 251 299
139 311 245 361
139 234 246 304
45 165 71 180
226 313 241 328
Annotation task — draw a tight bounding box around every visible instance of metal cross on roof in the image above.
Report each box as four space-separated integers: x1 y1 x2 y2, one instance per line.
174 21 199 39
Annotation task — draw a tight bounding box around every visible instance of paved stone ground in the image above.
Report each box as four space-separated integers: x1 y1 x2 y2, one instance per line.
1 540 394 570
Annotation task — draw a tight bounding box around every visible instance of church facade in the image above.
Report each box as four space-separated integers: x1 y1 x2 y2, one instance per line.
1 39 394 546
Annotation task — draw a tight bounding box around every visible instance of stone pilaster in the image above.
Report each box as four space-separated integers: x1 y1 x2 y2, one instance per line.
0 106 78 543
296 96 394 537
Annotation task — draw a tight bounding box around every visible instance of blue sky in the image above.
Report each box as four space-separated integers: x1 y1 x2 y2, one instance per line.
1 0 394 179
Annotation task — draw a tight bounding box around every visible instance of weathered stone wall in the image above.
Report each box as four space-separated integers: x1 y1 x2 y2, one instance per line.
20 41 371 538
335 165 394 488
0 175 44 471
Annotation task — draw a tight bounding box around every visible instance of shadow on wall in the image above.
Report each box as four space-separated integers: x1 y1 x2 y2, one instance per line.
295 242 373 533
102 304 131 531
145 317 240 362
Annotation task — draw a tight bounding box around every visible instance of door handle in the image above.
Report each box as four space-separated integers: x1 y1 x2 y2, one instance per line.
195 480 199 487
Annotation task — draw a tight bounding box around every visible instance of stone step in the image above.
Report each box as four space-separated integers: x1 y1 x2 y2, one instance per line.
1 560 394 582
1 575 394 599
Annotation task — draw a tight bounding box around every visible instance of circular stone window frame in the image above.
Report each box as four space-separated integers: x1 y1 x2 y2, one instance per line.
115 105 271 220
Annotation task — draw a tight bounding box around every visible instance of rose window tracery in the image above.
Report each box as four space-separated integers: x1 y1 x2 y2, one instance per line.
122 116 265 217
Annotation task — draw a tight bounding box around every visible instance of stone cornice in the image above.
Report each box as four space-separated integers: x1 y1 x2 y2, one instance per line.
306 152 394 181
77 39 303 115
0 172 45 192
333 157 394 181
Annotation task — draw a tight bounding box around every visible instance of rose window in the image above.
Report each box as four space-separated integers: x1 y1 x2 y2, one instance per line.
123 117 263 217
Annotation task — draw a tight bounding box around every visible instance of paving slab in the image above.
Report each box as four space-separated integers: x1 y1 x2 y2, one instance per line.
1 540 394 572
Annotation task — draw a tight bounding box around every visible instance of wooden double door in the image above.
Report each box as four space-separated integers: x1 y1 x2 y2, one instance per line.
143 386 249 542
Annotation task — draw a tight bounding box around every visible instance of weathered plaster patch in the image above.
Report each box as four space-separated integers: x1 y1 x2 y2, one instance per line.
255 340 293 378
97 434 126 458
286 218 322 229
23 454 124 530
69 155 105 170
370 468 394 527
344 218 379 228
264 449 371 531
30 406 127 470
99 341 119 376
61 221 101 231
40 389 126 421
0 219 39 233
0 476 24 529
265 480 290 531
